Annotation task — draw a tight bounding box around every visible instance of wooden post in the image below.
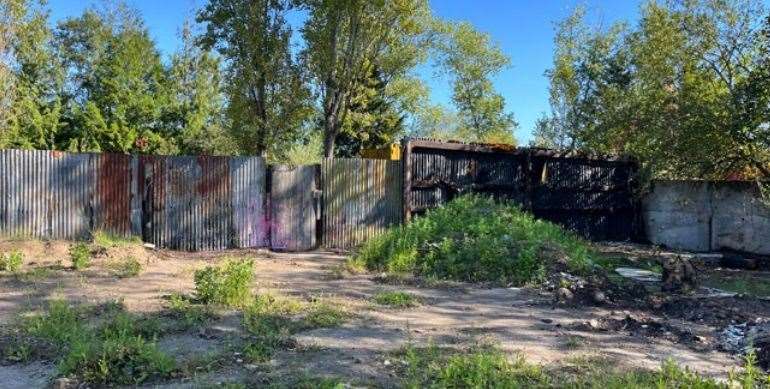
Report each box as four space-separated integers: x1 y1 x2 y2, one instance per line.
402 138 413 222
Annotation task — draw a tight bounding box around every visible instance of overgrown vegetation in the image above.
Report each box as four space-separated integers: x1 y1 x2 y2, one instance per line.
241 293 348 363
353 195 594 285
194 258 254 307
108 256 143 278
167 293 215 329
92 231 142 248
372 291 420 308
396 344 769 388
0 250 23 272
16 300 174 385
68 242 91 270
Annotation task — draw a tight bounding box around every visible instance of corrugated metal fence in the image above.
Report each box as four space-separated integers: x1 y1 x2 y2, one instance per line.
321 158 403 249
2 142 641 251
0 149 136 239
1 149 268 250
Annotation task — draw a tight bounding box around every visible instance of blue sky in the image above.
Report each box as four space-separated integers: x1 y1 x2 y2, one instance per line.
47 1 647 144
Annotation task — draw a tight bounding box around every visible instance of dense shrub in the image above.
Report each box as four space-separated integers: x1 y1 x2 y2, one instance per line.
353 194 594 285
22 300 173 385
69 242 92 270
194 259 255 307
0 250 23 272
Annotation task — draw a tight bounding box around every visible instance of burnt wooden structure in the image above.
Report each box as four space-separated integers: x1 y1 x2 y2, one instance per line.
402 138 641 241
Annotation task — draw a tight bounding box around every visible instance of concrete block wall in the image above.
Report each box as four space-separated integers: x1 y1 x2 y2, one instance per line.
643 180 770 255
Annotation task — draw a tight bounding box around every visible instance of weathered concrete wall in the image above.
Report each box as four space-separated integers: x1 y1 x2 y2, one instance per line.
643 180 770 255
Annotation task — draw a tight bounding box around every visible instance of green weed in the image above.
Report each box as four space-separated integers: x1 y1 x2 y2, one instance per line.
353 194 595 285
167 293 214 329
304 303 347 328
0 250 23 272
19 300 174 385
241 293 348 363
69 242 91 270
108 256 142 278
372 291 419 308
396 344 767 388
194 259 254 307
92 230 142 248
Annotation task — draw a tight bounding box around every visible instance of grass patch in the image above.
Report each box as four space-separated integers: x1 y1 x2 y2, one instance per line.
702 271 770 298
372 291 419 308
166 293 216 329
394 344 768 388
15 300 174 385
352 194 595 285
108 256 143 278
0 250 23 272
92 230 142 248
69 242 92 270
194 258 255 307
241 293 348 363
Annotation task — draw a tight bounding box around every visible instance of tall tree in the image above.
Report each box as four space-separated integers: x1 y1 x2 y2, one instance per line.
335 66 405 157
55 5 173 153
197 0 311 157
3 0 63 150
301 0 431 157
541 1 769 180
165 22 234 155
433 21 517 145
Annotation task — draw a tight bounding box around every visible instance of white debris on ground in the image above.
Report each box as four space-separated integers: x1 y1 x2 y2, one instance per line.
615 267 662 283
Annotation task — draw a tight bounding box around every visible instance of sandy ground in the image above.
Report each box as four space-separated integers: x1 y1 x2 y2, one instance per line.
0 240 747 387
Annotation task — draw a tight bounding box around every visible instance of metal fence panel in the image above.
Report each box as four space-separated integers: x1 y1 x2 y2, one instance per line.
271 165 317 251
321 158 403 249
230 157 268 248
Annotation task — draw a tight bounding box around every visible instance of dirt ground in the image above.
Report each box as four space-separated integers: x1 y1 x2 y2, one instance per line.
0 239 768 388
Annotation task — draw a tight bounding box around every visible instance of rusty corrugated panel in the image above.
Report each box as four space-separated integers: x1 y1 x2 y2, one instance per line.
93 153 133 236
271 165 316 251
321 158 403 249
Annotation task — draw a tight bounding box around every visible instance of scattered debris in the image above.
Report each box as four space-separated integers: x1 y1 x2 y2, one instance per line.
661 256 697 292
615 267 661 283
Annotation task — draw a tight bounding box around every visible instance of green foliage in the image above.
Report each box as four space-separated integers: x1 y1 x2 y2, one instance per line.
197 0 312 157
431 21 517 145
372 291 419 308
24 299 85 346
20 300 174 385
108 256 142 278
353 194 594 285
539 1 770 180
68 242 91 270
167 293 214 329
304 303 347 328
301 0 432 157
58 322 173 385
0 250 23 272
241 293 348 363
335 67 406 157
194 259 254 307
398 344 765 388
92 230 141 248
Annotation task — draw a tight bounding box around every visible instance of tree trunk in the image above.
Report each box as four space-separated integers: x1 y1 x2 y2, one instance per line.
323 117 337 158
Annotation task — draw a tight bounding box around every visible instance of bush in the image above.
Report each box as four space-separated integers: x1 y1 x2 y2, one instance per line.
372 291 419 308
353 194 594 285
69 243 91 270
0 250 23 272
109 256 142 278
92 230 141 248
21 300 174 385
194 259 255 307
